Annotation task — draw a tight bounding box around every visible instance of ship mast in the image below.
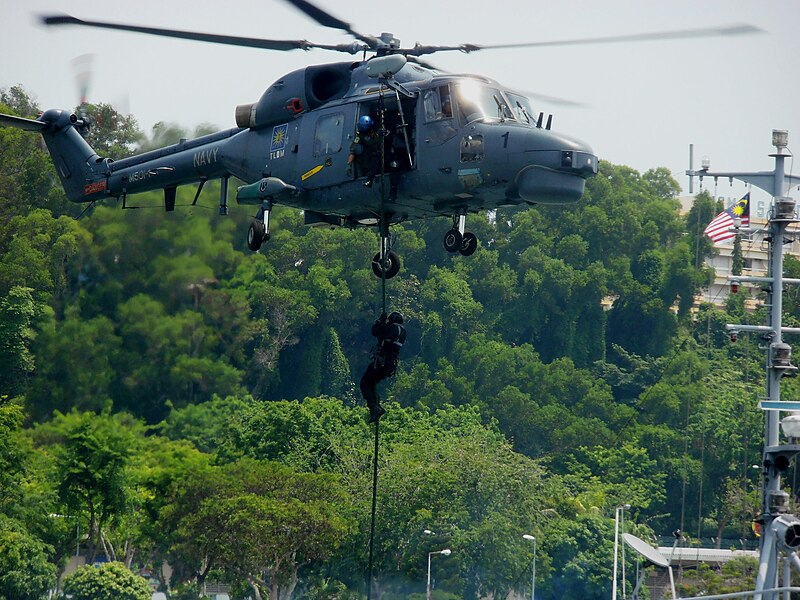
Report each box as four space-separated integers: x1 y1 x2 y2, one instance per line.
687 130 800 600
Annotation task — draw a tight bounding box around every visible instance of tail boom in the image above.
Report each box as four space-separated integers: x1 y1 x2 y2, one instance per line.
0 108 244 204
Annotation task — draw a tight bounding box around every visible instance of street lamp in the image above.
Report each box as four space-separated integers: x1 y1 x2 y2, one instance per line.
612 504 631 600
523 534 536 600
426 548 451 600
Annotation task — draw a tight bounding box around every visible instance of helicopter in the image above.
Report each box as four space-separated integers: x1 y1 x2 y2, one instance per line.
0 0 760 279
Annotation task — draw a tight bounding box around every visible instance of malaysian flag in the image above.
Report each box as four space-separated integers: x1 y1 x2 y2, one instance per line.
704 193 750 243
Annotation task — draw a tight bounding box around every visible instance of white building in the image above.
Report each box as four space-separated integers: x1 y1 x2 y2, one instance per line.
680 194 800 308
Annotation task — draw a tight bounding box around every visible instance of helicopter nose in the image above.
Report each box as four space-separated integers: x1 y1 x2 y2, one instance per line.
511 131 598 204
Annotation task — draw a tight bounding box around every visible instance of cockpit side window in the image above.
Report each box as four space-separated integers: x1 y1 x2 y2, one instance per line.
422 85 453 123
506 92 534 126
455 81 515 124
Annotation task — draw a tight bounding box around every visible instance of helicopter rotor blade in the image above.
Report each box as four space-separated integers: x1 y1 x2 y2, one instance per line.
407 23 763 56
522 91 586 108
41 14 359 53
405 56 442 71
281 0 378 48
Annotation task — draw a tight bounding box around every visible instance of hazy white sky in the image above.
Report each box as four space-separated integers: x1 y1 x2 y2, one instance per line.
1 0 799 197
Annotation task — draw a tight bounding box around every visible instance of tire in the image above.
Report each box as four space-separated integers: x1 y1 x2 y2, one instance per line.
459 232 478 256
372 250 401 279
443 228 463 253
247 220 266 251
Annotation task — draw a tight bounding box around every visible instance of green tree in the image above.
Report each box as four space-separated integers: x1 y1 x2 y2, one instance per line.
546 513 615 600
221 398 564 598
129 435 214 591
0 209 90 304
160 459 350 599
33 411 141 563
643 167 682 200
160 394 254 454
0 287 36 396
138 121 217 152
63 561 151 600
1 84 40 118
0 397 28 514
26 313 122 420
320 327 355 400
685 191 718 268
78 103 142 159
0 86 71 219
0 514 56 600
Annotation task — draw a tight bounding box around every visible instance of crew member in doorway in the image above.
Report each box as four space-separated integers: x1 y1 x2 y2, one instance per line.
347 115 382 188
360 311 406 423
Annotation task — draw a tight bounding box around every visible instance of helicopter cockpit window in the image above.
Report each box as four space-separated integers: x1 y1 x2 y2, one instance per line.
422 85 453 123
506 92 534 126
455 81 515 124
313 112 345 157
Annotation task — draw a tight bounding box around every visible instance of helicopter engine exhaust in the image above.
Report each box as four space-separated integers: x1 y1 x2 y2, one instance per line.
235 103 257 129
234 63 354 130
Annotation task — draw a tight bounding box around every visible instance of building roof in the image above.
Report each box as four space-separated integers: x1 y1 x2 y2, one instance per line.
657 546 758 566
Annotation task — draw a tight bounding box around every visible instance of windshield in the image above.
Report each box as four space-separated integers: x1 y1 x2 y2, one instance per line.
506 92 535 126
454 80 515 124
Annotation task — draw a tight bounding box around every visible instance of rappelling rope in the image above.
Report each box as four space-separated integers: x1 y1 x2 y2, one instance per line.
366 84 390 600
366 418 380 599
379 85 388 316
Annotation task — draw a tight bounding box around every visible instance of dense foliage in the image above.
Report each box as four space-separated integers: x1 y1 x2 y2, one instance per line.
63 562 152 600
0 86 767 598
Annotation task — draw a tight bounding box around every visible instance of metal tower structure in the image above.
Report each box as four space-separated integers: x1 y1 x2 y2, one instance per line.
687 130 800 600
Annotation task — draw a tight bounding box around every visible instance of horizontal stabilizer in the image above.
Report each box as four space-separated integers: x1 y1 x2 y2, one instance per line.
0 113 47 132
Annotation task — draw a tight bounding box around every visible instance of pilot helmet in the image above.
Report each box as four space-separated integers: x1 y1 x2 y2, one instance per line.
387 311 404 325
357 115 374 133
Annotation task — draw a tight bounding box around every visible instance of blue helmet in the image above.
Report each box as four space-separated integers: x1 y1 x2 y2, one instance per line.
357 115 374 132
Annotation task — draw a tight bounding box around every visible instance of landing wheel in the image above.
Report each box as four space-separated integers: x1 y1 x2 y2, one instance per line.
247 220 268 251
372 250 401 279
459 232 478 256
443 228 463 253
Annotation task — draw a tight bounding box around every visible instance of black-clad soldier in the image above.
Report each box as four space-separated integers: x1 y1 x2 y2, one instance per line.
360 311 407 423
347 115 382 188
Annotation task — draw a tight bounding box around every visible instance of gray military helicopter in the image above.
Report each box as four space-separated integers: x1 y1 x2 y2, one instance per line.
0 0 759 278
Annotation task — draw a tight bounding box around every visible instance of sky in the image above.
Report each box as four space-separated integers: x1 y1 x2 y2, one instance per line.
1 0 799 199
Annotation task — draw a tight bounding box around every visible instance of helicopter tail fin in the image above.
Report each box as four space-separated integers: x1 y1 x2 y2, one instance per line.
1 108 108 203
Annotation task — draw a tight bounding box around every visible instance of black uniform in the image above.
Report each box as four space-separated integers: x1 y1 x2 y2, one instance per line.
349 130 382 186
360 312 406 423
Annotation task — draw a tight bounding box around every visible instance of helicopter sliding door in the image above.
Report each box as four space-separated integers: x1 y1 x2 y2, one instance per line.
296 108 351 189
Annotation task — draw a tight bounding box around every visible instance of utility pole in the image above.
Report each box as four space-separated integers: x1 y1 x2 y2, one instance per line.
687 130 800 600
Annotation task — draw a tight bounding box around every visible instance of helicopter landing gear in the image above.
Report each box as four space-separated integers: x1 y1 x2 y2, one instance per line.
443 212 478 256
443 227 462 253
372 221 401 279
460 232 478 256
247 200 272 252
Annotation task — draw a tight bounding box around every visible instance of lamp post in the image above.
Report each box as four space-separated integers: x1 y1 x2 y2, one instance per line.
426 548 451 600
612 504 631 600
523 534 536 600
